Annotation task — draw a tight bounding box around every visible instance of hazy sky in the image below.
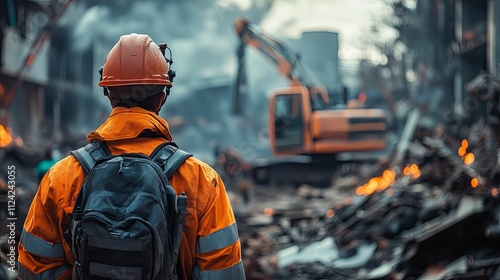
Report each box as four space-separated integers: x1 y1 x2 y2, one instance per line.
259 0 397 63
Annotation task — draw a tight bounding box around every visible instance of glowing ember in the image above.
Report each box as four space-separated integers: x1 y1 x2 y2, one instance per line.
471 177 478 188
0 125 13 147
458 139 474 166
464 153 475 166
461 139 468 149
402 163 421 179
458 146 466 157
410 164 419 174
263 207 274 217
492 188 498 197
403 166 411 176
326 209 335 218
356 169 396 196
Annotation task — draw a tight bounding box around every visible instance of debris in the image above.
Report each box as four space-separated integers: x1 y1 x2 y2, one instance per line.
235 108 500 279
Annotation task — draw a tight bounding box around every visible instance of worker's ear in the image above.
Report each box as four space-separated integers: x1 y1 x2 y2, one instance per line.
155 92 168 114
107 94 120 108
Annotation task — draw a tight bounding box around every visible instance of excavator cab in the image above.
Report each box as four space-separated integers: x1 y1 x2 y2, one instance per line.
269 86 317 156
271 86 307 154
269 85 329 155
269 86 387 157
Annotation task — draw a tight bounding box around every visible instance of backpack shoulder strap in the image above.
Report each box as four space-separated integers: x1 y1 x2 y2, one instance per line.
71 140 111 174
151 142 193 179
151 142 192 268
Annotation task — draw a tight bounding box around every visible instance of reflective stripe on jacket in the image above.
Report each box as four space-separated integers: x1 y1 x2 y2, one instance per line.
18 107 244 280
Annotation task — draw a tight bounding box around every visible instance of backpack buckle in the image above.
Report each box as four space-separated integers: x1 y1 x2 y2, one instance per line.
74 209 84 221
178 192 187 216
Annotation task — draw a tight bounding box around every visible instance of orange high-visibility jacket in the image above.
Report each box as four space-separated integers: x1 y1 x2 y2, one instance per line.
18 107 245 280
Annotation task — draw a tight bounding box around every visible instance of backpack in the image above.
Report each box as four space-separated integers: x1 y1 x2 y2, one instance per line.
65 140 192 280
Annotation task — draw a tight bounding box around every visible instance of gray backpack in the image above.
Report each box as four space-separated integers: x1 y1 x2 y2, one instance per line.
65 141 192 280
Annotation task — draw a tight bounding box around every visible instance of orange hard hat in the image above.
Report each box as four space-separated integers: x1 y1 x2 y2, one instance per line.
99 33 172 88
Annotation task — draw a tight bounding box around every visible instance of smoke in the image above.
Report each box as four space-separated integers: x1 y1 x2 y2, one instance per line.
71 1 234 83
62 0 275 161
60 0 391 162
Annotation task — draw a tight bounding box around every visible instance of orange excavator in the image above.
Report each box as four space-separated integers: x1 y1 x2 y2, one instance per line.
234 18 387 187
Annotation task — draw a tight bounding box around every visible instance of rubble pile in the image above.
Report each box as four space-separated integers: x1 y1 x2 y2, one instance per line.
0 146 41 278
237 117 500 279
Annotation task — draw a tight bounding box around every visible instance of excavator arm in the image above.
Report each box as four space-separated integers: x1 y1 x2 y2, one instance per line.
234 17 328 114
235 18 308 87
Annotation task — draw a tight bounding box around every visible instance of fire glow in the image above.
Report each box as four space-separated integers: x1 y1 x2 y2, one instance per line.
0 125 13 147
326 209 335 218
458 139 475 166
403 163 421 179
263 207 275 217
492 188 498 197
0 125 23 147
471 178 478 188
356 169 396 196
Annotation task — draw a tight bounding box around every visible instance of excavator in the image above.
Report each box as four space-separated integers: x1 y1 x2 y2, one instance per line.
234 18 387 187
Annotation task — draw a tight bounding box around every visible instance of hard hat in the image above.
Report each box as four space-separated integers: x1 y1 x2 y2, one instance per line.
99 33 172 89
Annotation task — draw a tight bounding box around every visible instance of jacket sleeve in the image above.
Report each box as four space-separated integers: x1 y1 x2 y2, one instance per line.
192 172 245 280
18 162 73 280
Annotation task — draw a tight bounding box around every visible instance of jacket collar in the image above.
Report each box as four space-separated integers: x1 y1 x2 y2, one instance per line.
87 107 173 142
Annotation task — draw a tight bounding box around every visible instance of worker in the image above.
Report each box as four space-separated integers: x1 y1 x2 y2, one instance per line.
213 144 253 205
17 33 245 280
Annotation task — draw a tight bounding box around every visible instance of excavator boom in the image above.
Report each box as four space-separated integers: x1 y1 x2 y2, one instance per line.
234 18 329 114
235 18 308 87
